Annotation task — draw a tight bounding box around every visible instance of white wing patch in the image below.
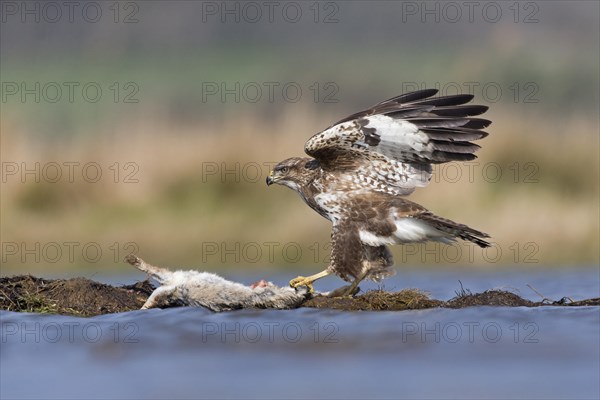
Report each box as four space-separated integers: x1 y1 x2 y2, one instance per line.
361 115 434 160
306 116 434 160
303 91 488 196
305 115 435 195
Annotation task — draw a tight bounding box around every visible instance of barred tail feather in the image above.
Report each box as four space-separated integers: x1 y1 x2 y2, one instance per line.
414 213 491 248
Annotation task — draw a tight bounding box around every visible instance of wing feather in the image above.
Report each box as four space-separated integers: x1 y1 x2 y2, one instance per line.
404 117 472 129
377 88 440 105
428 105 489 117
305 89 490 193
331 89 439 126
421 128 489 142
407 93 475 107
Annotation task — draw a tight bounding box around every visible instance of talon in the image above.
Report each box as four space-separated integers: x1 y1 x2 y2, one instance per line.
289 276 315 293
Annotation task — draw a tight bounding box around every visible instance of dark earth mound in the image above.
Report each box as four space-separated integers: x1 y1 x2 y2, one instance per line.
0 275 154 317
1 275 598 316
304 289 445 311
446 290 536 308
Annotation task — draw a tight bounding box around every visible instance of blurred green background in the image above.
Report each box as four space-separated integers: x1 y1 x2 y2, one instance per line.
1 1 598 273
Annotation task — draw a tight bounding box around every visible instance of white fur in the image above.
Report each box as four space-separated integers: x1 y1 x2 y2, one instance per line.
126 256 309 312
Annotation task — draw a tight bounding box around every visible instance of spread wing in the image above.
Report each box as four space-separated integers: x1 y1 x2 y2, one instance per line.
304 89 491 195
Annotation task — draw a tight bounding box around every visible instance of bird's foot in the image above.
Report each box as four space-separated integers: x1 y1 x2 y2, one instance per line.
289 270 330 293
340 273 367 297
322 285 360 298
341 285 361 297
289 276 315 293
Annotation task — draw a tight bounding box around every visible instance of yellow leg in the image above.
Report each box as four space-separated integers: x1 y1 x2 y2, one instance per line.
343 270 368 297
289 270 330 293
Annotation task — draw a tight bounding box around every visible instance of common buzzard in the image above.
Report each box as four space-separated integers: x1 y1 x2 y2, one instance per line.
266 89 491 294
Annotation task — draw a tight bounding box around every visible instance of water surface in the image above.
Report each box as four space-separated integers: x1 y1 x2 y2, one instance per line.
1 268 599 399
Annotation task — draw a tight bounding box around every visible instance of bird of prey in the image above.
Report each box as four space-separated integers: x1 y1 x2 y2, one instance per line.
266 89 491 294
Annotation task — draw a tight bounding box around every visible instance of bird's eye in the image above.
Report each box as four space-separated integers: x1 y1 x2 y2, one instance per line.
280 167 289 174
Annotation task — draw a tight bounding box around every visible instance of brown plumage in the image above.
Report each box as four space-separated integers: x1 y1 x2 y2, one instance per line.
267 89 491 292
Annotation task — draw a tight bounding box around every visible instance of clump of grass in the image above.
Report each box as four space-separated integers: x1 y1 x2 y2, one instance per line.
362 288 436 309
0 276 59 313
304 288 444 311
17 293 59 314
454 280 473 298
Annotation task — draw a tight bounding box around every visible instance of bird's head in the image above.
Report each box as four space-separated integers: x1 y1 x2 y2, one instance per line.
266 157 320 192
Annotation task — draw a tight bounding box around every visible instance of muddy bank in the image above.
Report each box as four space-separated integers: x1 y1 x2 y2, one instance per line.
0 275 598 316
305 286 600 310
0 275 154 317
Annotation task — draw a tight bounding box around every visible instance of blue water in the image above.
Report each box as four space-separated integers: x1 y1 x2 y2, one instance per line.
1 268 599 399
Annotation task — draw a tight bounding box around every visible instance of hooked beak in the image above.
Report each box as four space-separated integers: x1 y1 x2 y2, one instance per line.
266 171 274 186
